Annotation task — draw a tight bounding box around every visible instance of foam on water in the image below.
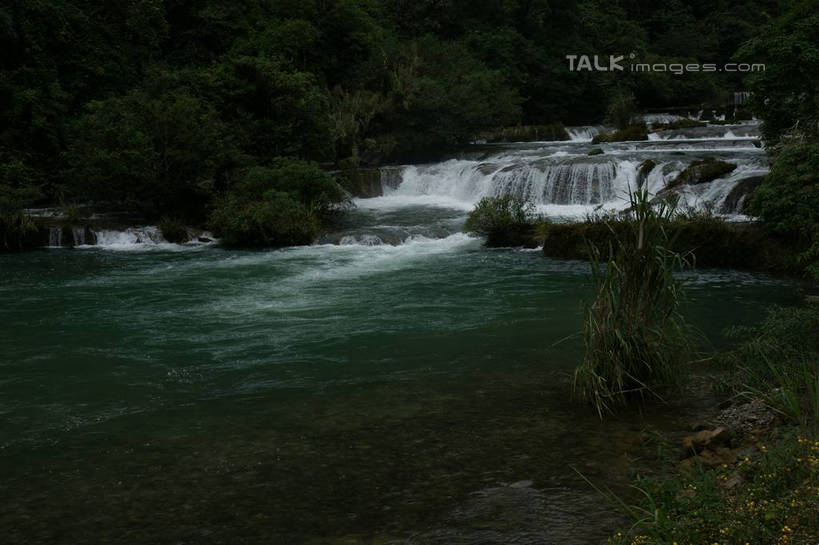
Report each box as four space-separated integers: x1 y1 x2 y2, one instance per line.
84 226 216 251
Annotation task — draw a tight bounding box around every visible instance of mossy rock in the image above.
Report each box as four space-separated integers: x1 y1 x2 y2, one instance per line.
668 158 737 189
587 148 604 156
592 124 648 144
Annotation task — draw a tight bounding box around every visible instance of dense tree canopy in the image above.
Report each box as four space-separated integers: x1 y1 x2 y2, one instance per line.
0 0 798 241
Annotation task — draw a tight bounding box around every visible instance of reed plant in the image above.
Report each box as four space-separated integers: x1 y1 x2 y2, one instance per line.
575 188 693 417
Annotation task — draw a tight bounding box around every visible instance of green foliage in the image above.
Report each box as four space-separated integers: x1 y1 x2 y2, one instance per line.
750 144 819 235
0 0 800 246
575 189 693 417
209 158 344 248
159 219 189 244
464 196 537 247
722 305 819 430
605 92 638 130
0 212 41 251
65 89 234 221
737 3 819 145
749 144 819 277
210 191 318 248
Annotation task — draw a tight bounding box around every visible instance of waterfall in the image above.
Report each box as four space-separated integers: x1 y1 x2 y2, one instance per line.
48 228 62 247
385 157 637 207
72 227 86 247
566 126 602 142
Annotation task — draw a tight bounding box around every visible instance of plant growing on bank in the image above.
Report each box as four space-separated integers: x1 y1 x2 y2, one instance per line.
721 305 819 431
575 189 693 417
748 144 819 278
209 158 346 248
464 195 537 247
607 432 819 545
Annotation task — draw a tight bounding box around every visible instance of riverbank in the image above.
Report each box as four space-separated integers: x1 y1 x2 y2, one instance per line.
604 303 819 545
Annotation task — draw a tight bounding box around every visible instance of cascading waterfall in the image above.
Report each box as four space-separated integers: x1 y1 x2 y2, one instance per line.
370 119 767 219
384 157 637 208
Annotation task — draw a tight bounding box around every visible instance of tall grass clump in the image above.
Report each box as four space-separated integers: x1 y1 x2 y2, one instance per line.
575 188 693 417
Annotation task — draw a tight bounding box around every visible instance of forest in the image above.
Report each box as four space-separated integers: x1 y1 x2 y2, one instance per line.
3 0 814 248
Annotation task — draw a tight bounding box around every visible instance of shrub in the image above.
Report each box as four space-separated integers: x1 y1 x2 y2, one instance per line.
236 159 346 219
575 189 693 417
159 218 189 244
604 91 638 130
722 305 819 430
210 191 318 248
749 144 819 278
464 196 537 247
750 144 819 234
608 432 819 545
0 212 42 251
210 158 346 248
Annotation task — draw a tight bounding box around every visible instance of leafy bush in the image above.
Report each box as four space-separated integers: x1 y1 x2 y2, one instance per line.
604 91 638 130
209 159 342 248
159 218 189 244
750 144 819 234
464 196 537 247
65 89 234 221
237 159 346 219
722 305 819 430
575 189 693 417
749 144 819 278
210 191 318 248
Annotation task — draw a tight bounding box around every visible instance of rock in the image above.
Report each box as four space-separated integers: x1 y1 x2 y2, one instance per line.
668 157 737 189
682 427 729 454
198 236 214 243
720 176 763 214
637 159 657 188
587 148 604 156
713 399 776 439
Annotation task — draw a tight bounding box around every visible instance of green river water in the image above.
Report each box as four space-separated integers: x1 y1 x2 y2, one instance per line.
0 202 798 544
